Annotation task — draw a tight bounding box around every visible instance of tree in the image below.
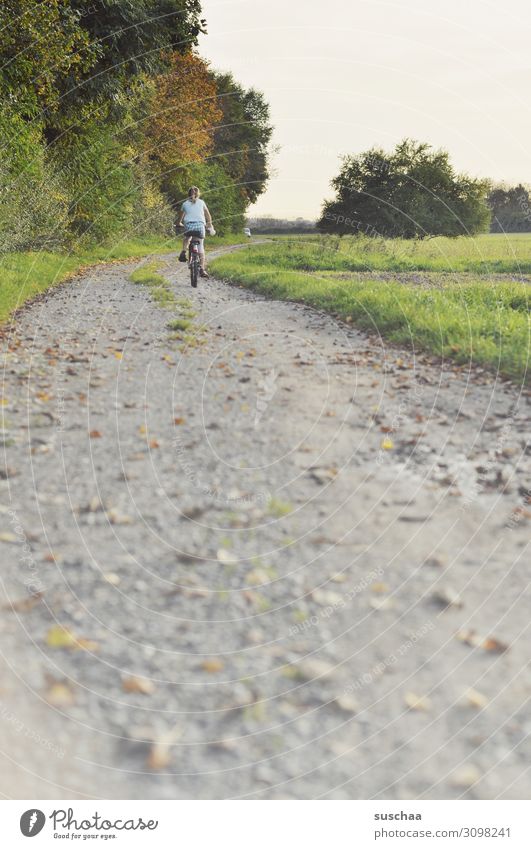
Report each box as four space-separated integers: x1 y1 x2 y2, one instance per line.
488 185 531 233
0 0 97 117
211 71 273 205
318 140 490 238
66 0 205 106
145 52 222 181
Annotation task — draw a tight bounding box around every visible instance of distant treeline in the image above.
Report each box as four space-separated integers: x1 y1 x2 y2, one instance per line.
488 185 531 233
0 1 273 251
247 216 316 234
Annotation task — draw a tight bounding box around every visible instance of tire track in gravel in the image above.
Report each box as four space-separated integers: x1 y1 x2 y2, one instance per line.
1 245 530 799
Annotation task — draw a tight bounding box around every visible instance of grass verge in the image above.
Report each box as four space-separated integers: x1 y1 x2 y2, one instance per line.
210 241 531 385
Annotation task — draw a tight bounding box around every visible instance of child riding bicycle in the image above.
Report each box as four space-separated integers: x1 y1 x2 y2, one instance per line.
177 186 215 278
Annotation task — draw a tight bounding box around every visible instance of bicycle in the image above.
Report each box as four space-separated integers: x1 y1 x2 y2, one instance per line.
188 233 201 288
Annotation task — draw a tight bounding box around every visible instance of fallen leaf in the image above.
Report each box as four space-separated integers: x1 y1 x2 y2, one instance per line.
295 659 335 681
463 688 488 709
173 417 186 425
371 582 389 593
201 658 224 673
370 596 395 611
457 629 509 653
482 636 509 653
217 548 237 565
46 625 78 649
452 764 482 788
404 691 432 711
245 569 270 586
104 572 121 585
3 591 44 612
106 509 133 525
43 552 59 563
46 682 75 707
335 694 358 713
89 430 102 439
149 439 160 449
330 573 347 583
311 589 343 606
114 351 123 360
423 555 447 568
0 532 19 544
456 628 481 647
432 587 463 609
123 676 156 695
381 438 394 450
147 723 182 770
46 625 99 652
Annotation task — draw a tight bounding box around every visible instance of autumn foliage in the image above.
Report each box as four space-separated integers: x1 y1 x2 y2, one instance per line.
147 52 222 172
0 1 272 245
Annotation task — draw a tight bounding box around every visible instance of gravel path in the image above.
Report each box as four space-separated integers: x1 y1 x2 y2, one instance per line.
1 246 530 800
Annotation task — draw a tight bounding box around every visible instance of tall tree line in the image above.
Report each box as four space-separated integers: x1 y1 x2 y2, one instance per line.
0 0 273 250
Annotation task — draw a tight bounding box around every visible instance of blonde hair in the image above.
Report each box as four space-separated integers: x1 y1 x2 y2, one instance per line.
188 186 200 201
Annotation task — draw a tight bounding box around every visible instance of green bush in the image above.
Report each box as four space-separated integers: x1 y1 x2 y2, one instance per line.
0 107 70 251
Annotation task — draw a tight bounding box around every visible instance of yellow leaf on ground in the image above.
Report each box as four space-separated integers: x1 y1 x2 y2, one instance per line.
123 676 156 695
0 532 19 543
46 682 75 707
381 438 394 450
201 658 224 673
46 625 99 652
404 692 432 711
147 723 182 770
46 625 78 649
463 688 488 709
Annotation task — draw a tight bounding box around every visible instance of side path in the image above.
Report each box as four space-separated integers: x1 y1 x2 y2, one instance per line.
1 248 530 799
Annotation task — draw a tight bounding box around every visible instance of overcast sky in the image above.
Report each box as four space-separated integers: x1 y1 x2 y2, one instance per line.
199 0 531 219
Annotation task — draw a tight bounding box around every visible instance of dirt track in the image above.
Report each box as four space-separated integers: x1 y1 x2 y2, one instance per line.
1 246 530 799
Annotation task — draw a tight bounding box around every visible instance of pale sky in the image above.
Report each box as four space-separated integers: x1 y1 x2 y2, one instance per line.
200 0 531 219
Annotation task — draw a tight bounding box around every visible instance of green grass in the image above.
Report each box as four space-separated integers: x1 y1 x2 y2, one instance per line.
223 233 531 275
168 317 193 332
129 261 176 308
0 232 246 325
210 235 531 385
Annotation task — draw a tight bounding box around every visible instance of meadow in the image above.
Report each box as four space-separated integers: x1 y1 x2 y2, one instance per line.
210 234 531 384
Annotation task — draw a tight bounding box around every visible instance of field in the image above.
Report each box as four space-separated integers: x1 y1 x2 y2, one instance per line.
210 233 531 384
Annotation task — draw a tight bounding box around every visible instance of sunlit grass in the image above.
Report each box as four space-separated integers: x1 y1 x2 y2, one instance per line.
222 233 531 275
210 235 531 385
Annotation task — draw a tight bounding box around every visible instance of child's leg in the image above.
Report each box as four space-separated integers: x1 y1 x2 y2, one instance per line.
198 238 206 269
